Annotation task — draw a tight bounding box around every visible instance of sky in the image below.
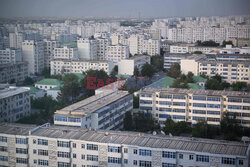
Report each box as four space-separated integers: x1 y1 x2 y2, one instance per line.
0 0 250 18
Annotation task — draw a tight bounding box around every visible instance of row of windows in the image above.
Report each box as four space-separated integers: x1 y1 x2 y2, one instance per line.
38 159 49 166
87 144 98 150
87 155 98 161
16 148 28 154
108 157 121 164
58 151 70 158
0 156 8 162
58 141 70 147
162 151 176 159
139 149 152 156
0 136 7 142
193 103 220 108
108 146 121 153
16 138 28 144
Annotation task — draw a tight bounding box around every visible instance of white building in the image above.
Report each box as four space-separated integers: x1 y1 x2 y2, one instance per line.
9 32 24 49
0 48 22 65
0 123 249 167
118 55 151 75
54 90 133 130
22 40 44 75
0 86 30 122
50 59 114 75
43 39 59 68
77 38 97 60
96 38 111 60
53 46 78 60
107 44 129 64
140 87 250 127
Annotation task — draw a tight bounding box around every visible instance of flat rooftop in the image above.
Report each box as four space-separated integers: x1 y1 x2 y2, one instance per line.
0 86 30 99
126 55 150 61
55 90 130 116
141 88 250 98
0 123 247 157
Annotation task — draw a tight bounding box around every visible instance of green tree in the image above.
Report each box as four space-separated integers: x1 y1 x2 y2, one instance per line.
232 82 247 91
186 72 194 83
23 77 34 86
221 112 243 141
167 63 181 78
133 95 139 108
134 66 140 77
196 40 220 47
41 67 51 78
192 121 218 139
58 74 80 104
9 79 16 84
110 65 118 79
133 112 160 132
164 119 177 135
205 74 230 90
123 111 134 131
141 63 155 78
222 40 234 47
151 55 164 72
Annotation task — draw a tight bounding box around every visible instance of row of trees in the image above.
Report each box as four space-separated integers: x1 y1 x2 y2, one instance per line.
164 112 250 141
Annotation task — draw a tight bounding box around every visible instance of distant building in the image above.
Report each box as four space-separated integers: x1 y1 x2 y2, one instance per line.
22 40 44 75
77 38 97 60
50 59 114 75
0 48 22 65
107 44 129 64
0 86 30 122
53 46 78 60
9 32 24 49
43 39 59 68
118 55 151 75
35 79 62 91
228 38 250 47
0 62 28 84
54 90 133 130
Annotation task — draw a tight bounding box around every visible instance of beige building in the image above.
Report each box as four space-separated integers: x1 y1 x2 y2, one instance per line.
0 48 22 65
107 44 129 64
50 59 114 75
228 38 250 47
140 87 250 127
53 46 78 60
0 123 249 167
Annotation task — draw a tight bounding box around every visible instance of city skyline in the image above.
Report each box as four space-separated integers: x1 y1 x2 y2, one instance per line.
0 0 250 18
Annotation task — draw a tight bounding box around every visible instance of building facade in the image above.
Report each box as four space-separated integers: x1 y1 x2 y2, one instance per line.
50 59 114 75
0 123 248 167
77 38 98 60
53 46 78 60
0 86 30 122
140 88 250 127
0 48 22 65
54 90 133 130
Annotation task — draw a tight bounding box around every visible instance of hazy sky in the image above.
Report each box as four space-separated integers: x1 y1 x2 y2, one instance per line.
0 0 250 18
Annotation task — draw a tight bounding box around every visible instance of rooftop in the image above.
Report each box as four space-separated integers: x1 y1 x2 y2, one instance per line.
0 123 247 157
0 86 30 99
141 87 250 98
55 90 130 116
35 78 61 86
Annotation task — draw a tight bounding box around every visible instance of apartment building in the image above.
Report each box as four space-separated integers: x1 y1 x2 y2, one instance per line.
140 87 250 127
43 39 59 68
77 38 98 60
53 46 78 60
107 44 129 64
128 34 160 56
118 55 151 75
180 54 250 84
9 32 24 49
0 48 22 65
96 38 111 60
50 59 114 75
22 40 44 75
0 62 28 84
0 123 248 167
228 38 250 47
170 45 219 54
54 90 133 130
0 86 30 122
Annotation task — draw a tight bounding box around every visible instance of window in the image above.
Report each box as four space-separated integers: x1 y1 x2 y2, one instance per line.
108 146 121 153
124 148 128 153
57 151 70 158
196 155 209 162
16 158 28 164
81 154 85 160
58 162 70 167
134 149 138 154
162 163 176 167
108 157 121 164
87 155 98 161
81 144 85 148
189 155 194 160
16 148 28 154
73 143 76 148
0 156 8 162
124 159 128 164
139 149 152 156
179 154 183 159
221 157 235 165
16 138 28 144
73 153 77 158
239 159 244 165
139 160 152 167
87 144 98 150
0 136 7 143
162 151 176 159
38 139 48 146
38 149 48 156
134 160 138 165
0 146 7 152
57 141 70 147
38 159 48 166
